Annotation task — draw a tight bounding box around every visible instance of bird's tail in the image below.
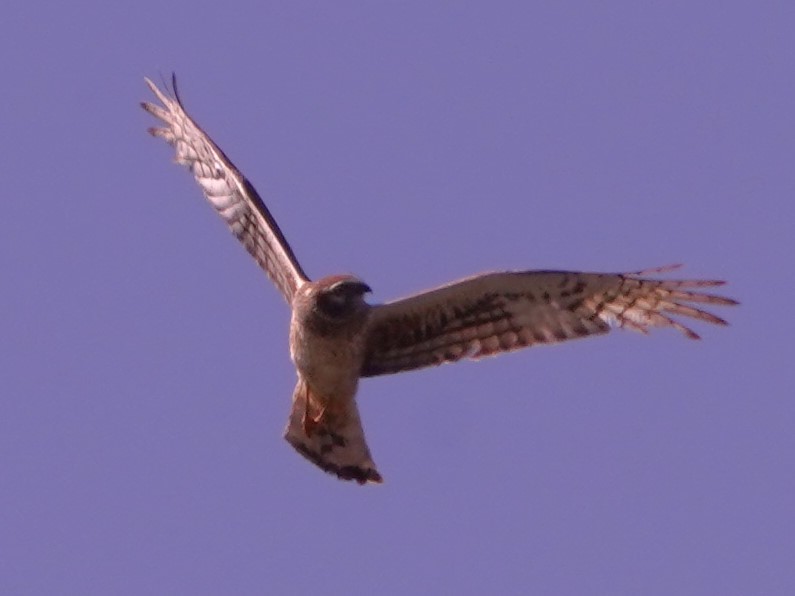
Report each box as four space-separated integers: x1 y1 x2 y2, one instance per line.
284 379 383 485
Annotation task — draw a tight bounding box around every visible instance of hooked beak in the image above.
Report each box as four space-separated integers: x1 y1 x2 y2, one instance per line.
330 279 372 295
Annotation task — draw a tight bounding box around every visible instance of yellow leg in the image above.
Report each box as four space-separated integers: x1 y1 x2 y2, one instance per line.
301 384 327 437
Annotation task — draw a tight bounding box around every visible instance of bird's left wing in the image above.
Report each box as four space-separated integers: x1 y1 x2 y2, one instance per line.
361 267 737 377
141 76 308 302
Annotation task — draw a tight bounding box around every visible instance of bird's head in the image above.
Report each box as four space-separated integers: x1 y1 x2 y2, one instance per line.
309 275 372 322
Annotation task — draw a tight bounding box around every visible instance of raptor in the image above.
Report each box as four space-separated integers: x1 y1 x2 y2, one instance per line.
142 76 736 485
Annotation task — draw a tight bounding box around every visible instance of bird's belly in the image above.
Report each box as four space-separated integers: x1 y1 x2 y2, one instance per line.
291 332 361 399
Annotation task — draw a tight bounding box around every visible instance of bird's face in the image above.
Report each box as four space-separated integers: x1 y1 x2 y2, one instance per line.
311 275 372 323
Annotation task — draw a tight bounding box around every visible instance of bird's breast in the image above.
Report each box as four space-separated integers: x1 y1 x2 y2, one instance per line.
289 322 364 400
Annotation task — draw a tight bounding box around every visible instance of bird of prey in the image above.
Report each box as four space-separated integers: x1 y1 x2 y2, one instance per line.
142 76 737 485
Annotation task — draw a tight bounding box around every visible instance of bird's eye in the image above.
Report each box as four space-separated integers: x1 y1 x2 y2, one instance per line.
317 289 353 318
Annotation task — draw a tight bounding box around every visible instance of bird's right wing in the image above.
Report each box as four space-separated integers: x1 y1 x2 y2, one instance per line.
361 266 737 377
141 76 308 302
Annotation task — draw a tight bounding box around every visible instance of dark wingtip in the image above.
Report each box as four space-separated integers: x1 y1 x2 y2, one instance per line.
170 72 180 102
140 101 158 118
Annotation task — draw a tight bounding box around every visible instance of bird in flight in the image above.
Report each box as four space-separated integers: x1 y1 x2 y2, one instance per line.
142 75 737 485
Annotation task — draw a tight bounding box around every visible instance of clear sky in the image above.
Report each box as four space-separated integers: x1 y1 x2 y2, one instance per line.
2 1 792 594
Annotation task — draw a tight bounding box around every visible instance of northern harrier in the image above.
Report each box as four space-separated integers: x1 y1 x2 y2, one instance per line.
142 76 737 485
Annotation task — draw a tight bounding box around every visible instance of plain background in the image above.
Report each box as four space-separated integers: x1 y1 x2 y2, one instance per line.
2 1 792 594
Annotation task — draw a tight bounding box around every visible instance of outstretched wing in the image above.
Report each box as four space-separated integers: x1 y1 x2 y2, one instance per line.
361 266 737 377
141 76 308 302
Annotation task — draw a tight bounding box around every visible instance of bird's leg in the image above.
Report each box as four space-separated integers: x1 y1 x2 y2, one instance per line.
302 406 328 437
301 383 316 436
301 385 328 437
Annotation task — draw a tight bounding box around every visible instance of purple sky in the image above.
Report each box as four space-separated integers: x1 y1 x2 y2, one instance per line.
3 2 792 594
